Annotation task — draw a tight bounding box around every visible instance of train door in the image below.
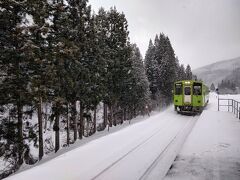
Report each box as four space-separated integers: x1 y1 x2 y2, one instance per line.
184 86 191 104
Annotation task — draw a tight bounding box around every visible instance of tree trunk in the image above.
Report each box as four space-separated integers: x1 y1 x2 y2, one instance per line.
79 102 84 139
17 99 23 166
134 106 136 118
38 95 44 160
72 101 77 142
109 104 113 127
86 118 89 137
112 105 116 126
44 103 48 132
129 109 133 123
93 106 97 133
103 103 107 128
55 105 60 153
66 103 70 146
123 108 126 121
129 113 131 124
120 109 124 124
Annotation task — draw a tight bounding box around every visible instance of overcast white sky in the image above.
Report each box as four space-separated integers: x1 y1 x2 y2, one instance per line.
89 0 240 69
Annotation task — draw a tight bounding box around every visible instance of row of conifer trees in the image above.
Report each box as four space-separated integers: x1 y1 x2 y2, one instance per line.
145 33 193 107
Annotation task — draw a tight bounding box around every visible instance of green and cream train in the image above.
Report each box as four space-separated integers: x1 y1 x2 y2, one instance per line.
173 80 209 113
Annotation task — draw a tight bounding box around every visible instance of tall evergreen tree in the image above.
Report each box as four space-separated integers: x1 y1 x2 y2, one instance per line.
0 0 32 171
95 8 109 127
185 64 193 80
24 0 52 161
126 44 151 114
154 34 176 104
179 64 186 80
47 0 78 151
66 0 86 141
210 83 216 91
97 7 131 126
162 36 177 103
145 39 160 100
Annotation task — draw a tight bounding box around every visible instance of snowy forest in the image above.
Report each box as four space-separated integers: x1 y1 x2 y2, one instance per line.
217 68 240 94
0 0 193 178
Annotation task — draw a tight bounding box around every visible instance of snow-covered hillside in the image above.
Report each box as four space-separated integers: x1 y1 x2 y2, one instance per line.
193 57 240 86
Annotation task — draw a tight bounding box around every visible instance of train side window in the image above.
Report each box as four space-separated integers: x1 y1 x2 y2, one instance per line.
175 83 182 95
193 83 202 95
184 87 191 95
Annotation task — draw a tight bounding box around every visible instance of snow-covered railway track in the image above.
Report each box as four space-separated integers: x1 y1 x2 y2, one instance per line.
139 116 198 180
91 117 178 180
6 109 200 180
91 113 199 180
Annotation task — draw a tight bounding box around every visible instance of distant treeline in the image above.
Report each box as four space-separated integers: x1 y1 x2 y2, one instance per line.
217 67 240 94
0 0 193 178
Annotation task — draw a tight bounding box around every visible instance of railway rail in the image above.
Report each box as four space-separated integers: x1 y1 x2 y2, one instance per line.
91 113 199 180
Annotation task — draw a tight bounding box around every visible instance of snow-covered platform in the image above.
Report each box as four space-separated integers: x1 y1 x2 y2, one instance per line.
165 94 240 180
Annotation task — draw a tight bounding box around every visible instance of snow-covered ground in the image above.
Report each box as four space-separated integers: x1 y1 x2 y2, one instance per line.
0 103 152 175
5 106 197 180
5 93 240 180
2 110 159 175
165 93 240 180
219 94 240 102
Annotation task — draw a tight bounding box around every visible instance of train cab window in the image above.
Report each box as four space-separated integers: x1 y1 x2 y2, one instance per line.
193 83 202 95
184 87 191 95
175 83 182 95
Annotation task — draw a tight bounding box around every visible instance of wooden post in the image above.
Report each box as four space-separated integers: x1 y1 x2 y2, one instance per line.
237 102 239 118
234 100 235 114
239 106 240 120
228 99 229 112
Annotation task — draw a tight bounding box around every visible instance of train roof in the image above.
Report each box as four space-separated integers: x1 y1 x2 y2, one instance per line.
174 80 207 86
175 80 202 83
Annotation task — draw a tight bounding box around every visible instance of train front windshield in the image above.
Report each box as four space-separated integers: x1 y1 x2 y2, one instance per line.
175 83 182 95
193 83 202 95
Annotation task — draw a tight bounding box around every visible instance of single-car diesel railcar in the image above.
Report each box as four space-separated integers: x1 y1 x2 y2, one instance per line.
173 80 209 113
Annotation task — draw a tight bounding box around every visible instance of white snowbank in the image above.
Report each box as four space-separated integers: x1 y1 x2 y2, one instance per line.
5 107 193 180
